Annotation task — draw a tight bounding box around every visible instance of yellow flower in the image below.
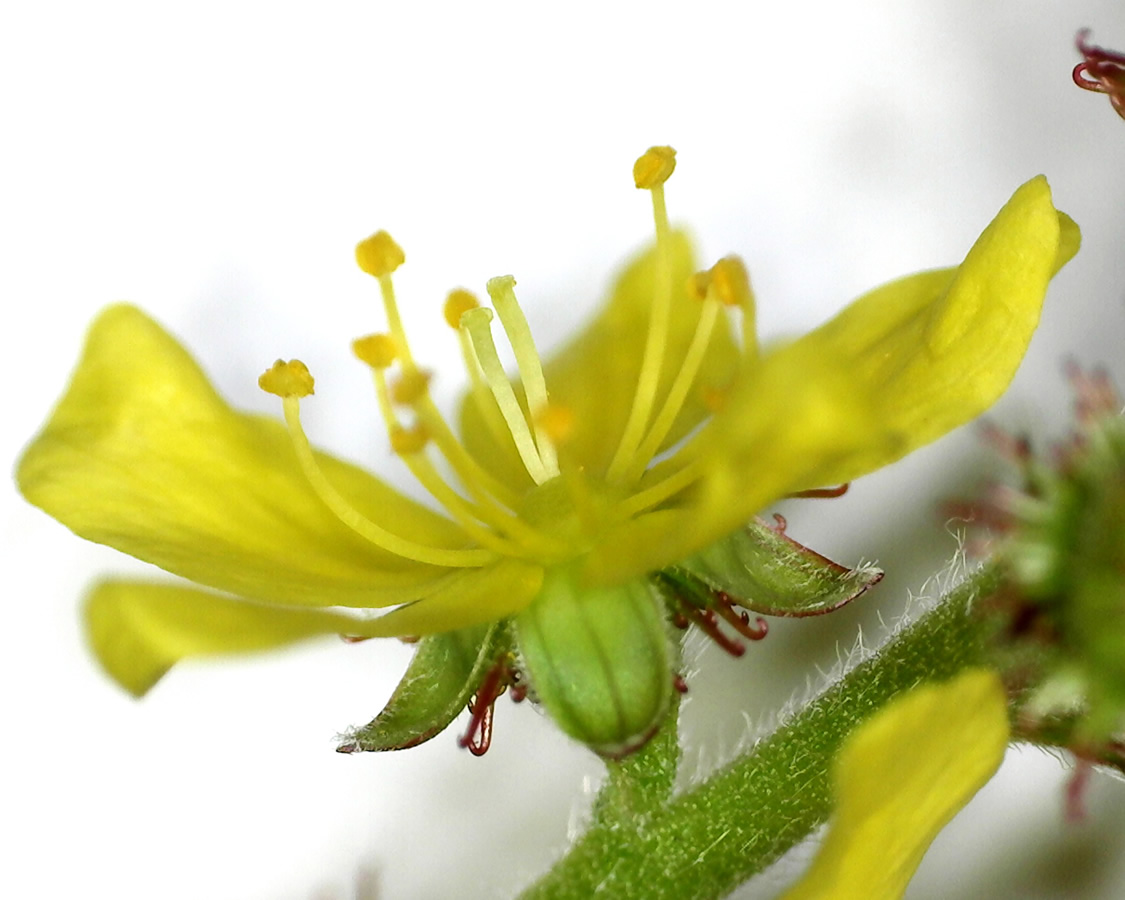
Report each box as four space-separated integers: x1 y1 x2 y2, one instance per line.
17 148 1077 753
779 669 1010 900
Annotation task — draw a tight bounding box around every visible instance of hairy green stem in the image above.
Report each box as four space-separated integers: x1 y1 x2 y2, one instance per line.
520 563 1001 900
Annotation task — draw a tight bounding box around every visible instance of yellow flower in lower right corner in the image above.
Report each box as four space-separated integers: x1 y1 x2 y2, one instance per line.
780 669 1010 900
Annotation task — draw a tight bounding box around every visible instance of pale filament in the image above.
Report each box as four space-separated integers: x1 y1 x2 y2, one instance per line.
605 181 674 483
622 296 722 483
279 396 494 568
487 276 559 474
371 368 567 559
462 306 557 485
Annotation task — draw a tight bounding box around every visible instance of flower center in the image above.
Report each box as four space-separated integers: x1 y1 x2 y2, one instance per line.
258 146 756 574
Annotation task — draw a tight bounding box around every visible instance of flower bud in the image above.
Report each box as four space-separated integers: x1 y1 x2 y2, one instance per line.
515 567 673 757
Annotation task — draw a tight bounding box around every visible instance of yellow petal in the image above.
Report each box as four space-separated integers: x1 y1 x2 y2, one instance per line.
787 177 1078 488
584 342 890 583
18 305 468 608
779 669 1010 900
87 562 543 696
86 580 379 696
459 232 740 482
357 558 545 637
589 179 1078 583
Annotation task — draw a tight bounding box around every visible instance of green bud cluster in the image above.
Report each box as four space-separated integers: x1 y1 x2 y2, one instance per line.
975 370 1125 749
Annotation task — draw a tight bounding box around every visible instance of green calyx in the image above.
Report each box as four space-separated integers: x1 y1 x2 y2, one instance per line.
671 515 884 618
337 622 508 753
340 516 885 760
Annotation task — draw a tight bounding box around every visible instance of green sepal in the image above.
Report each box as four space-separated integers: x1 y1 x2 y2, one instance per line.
515 567 673 758
670 516 883 617
337 621 507 752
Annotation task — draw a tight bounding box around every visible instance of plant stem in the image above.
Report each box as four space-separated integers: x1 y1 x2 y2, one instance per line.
519 563 1001 900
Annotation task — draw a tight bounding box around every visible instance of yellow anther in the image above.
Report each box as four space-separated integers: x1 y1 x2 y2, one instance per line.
536 403 575 446
444 288 481 329
701 385 728 413
355 230 405 277
390 423 430 455
352 333 399 369
686 270 712 303
258 359 315 398
390 369 432 406
710 256 752 308
633 146 677 189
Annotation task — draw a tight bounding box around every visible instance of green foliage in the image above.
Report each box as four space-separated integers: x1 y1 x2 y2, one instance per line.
520 566 1000 900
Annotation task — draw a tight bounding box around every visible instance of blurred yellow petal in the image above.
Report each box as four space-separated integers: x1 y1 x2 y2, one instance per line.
88 562 543 697
589 178 1078 584
584 342 894 583
86 580 378 697
459 232 739 482
780 669 1009 900
788 177 1078 488
358 558 545 637
18 305 468 608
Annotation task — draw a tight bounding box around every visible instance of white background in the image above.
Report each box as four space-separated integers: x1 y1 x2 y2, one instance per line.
4 2 1125 898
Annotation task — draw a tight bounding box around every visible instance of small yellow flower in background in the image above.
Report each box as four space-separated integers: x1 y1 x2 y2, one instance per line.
780 669 1010 900
17 147 1077 755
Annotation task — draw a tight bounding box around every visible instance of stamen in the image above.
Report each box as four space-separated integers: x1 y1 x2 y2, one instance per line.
621 256 754 482
632 145 677 189
619 458 703 518
355 230 406 278
367 363 560 557
606 146 677 482
390 369 432 406
356 230 417 372
535 403 574 448
352 333 399 369
450 296 516 452
685 270 711 302
487 275 559 475
354 338 567 556
461 306 552 484
701 385 727 413
259 359 315 399
391 429 541 558
444 288 480 329
352 274 522 511
389 423 430 455
711 255 757 357
414 395 524 510
623 294 721 481
260 364 494 569
350 234 560 553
